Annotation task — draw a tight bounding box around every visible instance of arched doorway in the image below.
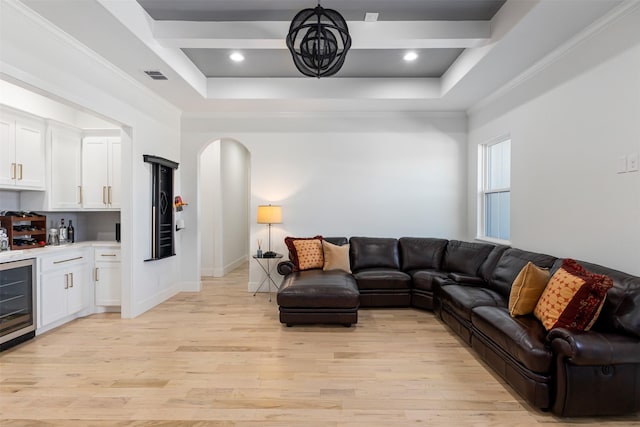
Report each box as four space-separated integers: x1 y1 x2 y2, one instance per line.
198 138 251 277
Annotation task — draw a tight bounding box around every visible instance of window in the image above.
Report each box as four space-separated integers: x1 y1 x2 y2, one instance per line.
479 138 510 242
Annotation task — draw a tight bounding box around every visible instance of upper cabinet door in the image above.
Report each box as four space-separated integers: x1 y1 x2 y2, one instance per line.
82 137 109 208
51 127 82 209
14 119 45 189
0 117 16 187
108 138 121 208
0 110 45 190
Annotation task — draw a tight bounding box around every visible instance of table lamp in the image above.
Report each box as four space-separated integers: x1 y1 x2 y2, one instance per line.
257 205 282 257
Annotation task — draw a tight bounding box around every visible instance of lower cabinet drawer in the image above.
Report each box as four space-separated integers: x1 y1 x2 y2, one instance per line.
94 247 121 262
40 250 87 272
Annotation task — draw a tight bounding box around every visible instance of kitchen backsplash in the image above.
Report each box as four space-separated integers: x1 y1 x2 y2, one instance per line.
1 192 121 242
0 191 20 211
45 211 120 242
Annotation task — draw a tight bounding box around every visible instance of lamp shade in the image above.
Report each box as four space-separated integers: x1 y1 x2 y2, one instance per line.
257 205 282 224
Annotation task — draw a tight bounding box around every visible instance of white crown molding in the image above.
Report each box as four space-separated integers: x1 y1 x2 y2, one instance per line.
2 0 181 117
181 110 468 120
467 0 640 115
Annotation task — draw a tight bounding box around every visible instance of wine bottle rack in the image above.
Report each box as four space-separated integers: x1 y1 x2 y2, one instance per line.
0 215 47 250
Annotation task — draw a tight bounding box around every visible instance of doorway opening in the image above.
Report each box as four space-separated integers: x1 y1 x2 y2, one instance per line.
198 138 251 278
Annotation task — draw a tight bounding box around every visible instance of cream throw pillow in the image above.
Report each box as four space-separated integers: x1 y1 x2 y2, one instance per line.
322 241 351 273
509 262 550 317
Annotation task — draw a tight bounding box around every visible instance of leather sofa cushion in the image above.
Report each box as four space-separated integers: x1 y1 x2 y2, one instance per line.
472 306 553 374
442 240 495 276
354 269 411 291
488 248 557 297
324 237 348 246
439 284 507 322
410 269 448 291
277 270 359 308
350 237 400 271
479 245 510 283
399 237 448 271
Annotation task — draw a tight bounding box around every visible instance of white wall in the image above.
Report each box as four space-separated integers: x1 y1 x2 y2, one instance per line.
220 139 250 273
199 142 221 276
468 7 640 275
1 1 183 316
181 113 468 290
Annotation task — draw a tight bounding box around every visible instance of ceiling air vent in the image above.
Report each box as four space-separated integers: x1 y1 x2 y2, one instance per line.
144 70 168 80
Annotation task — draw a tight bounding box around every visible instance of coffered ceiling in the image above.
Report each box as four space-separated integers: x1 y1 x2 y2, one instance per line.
18 0 626 113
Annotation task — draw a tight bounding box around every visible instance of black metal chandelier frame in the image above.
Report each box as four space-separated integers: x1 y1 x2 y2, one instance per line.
286 4 352 78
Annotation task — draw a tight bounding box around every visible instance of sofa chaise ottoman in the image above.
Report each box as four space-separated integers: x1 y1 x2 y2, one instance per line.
277 269 359 327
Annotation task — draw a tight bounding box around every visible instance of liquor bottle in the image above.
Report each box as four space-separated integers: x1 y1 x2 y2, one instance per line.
59 218 67 244
68 220 75 243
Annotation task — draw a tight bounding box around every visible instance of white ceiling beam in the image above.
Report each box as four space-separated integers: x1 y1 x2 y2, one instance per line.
206 78 442 100
153 20 491 50
97 0 208 98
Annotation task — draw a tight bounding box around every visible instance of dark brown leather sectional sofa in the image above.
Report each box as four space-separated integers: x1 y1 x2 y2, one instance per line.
276 236 640 417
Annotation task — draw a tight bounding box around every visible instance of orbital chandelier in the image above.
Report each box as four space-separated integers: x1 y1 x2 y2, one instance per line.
286 4 352 78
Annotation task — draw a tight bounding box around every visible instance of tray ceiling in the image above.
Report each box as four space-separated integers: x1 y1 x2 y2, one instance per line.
17 0 627 113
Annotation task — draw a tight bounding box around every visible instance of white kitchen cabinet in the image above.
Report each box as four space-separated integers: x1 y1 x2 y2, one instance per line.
82 137 120 209
94 247 121 306
50 126 83 209
0 108 45 190
39 250 89 328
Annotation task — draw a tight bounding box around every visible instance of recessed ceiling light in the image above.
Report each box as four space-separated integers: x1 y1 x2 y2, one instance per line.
230 52 245 62
403 52 418 62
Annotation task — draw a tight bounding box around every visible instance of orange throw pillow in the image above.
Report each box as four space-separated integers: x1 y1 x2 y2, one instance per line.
509 262 550 317
533 259 613 331
284 236 324 271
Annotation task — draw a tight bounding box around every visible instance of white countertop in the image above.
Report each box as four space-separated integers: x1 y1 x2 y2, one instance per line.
0 241 120 263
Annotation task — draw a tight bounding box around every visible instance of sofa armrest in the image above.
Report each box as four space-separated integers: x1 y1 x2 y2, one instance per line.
448 272 485 286
548 328 640 365
277 261 295 276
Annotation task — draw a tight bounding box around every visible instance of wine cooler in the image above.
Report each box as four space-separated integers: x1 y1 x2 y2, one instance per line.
0 258 36 351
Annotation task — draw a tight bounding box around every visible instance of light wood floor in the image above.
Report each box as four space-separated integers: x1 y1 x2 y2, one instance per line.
1 263 638 427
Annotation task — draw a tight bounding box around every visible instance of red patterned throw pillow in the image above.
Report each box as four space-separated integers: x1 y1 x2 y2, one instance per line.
533 259 613 331
284 236 324 271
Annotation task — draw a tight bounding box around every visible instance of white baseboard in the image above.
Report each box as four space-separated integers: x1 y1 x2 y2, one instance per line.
202 255 248 278
223 255 247 275
180 280 202 292
200 267 215 277
133 282 182 317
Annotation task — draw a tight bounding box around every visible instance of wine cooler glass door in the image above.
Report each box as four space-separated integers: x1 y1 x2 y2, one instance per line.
0 259 36 345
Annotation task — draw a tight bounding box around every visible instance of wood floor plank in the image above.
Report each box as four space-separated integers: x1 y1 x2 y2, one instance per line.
1 263 638 426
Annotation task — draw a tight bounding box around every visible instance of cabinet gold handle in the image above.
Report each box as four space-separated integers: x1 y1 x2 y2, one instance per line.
18 163 23 180
103 186 107 205
70 272 74 288
101 254 117 257
79 186 83 204
95 267 100 282
11 163 16 180
108 186 112 204
64 273 69 289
